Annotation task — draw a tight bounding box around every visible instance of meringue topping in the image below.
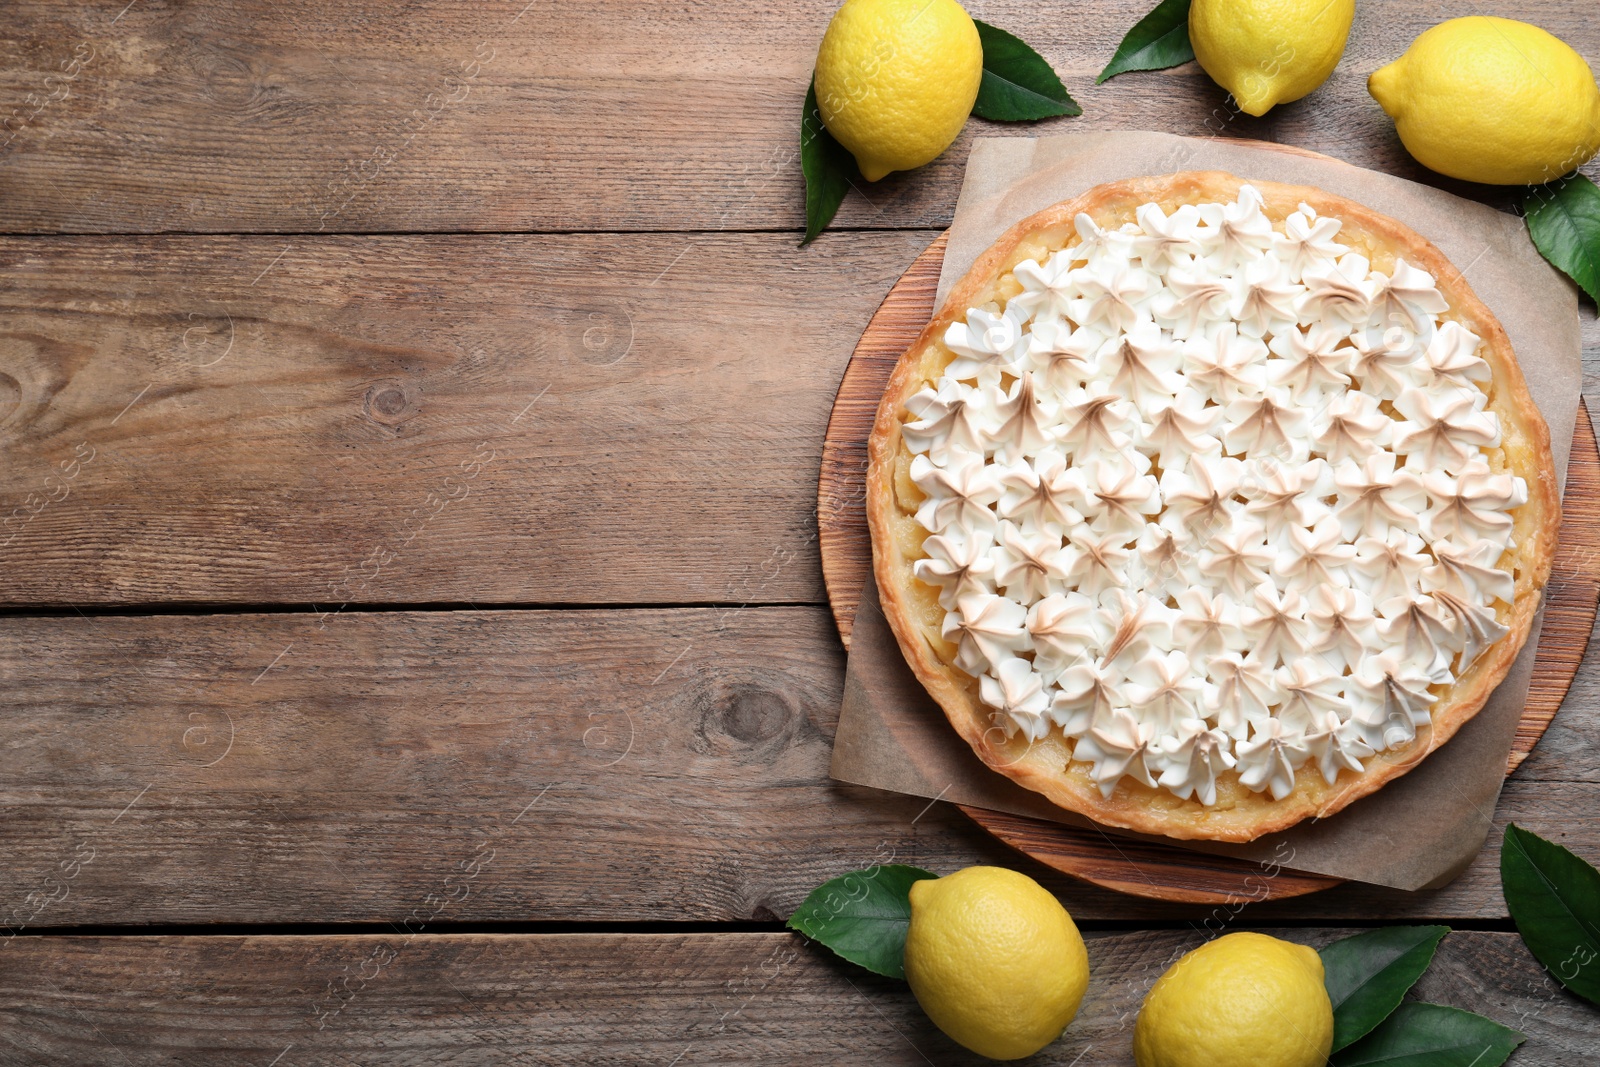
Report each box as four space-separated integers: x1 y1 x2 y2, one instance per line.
1222 390 1306 457
1421 538 1516 604
1332 452 1425 538
913 528 997 609
986 371 1058 461
1236 717 1310 800
1240 582 1311 667
1073 708 1159 796
1273 203 1348 281
1027 592 1100 677
1370 260 1450 333
1069 261 1153 335
1205 651 1280 740
911 453 1001 533
981 657 1053 742
897 184 1526 803
992 520 1071 601
1311 390 1393 464
1184 323 1268 403
1060 526 1132 598
1420 462 1526 542
1233 254 1304 337
1346 650 1438 749
1431 589 1510 670
1268 321 1353 400
1055 382 1136 456
1200 520 1276 598
944 305 1028 380
1304 585 1379 670
1421 320 1490 388
1376 592 1459 683
1010 251 1079 324
1133 202 1202 272
1348 327 1425 400
1173 587 1246 659
902 378 995 464
1065 457 1162 535
1157 265 1233 338
1100 321 1184 407
1195 185 1274 267
1027 320 1101 394
1297 253 1374 324
1301 709 1373 785
1140 389 1221 468
1156 719 1237 805
1351 527 1431 602
994 450 1084 532
1392 386 1501 473
1161 454 1243 539
1125 649 1202 734
942 592 1029 676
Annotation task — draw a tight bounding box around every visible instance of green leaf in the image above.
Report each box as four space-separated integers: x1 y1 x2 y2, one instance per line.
800 75 861 246
1321 926 1451 1051
786 864 936 979
1501 823 1600 1005
971 20 1080 122
1523 174 1600 305
1097 0 1195 83
1331 1003 1524 1067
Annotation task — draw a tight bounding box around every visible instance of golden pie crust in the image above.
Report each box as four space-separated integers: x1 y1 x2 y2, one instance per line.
866 171 1560 842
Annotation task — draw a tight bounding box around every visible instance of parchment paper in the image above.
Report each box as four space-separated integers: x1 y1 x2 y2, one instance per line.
831 132 1582 891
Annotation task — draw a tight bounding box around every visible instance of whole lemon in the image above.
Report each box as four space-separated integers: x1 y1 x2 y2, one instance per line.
1133 932 1333 1067
813 0 983 181
903 866 1089 1060
1189 0 1355 116
1369 17 1600 185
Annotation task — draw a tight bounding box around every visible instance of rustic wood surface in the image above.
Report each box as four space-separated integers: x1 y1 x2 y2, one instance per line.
1 0 1597 235
2 930 1595 1065
0 231 934 606
2 0 1599 1060
0 606 1594 929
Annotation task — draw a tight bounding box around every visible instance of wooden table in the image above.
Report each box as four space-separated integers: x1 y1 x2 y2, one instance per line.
0 2 1595 1062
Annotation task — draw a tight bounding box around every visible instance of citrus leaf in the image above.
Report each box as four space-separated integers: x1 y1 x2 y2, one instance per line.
971 20 1080 121
1097 0 1195 83
786 864 936 979
1523 174 1600 304
1330 1003 1524 1067
1320 926 1451 1051
1501 823 1600 1005
800 75 860 246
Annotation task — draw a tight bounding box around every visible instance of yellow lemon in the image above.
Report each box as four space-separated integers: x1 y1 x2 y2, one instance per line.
813 0 982 181
1188 0 1355 117
903 866 1089 1060
1369 17 1600 185
1133 932 1333 1067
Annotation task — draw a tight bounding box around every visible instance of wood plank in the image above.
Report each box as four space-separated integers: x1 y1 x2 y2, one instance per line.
0 606 1594 928
2 0 1596 233
0 930 1591 1064
0 230 932 606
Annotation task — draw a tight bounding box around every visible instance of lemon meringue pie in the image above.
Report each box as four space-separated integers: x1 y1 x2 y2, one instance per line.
867 172 1558 842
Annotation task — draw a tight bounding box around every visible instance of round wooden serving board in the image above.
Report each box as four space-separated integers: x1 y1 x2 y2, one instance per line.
820 232 1600 904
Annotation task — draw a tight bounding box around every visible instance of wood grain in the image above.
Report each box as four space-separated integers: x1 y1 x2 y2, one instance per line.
819 233 1599 903
0 930 1592 1065
0 605 1594 928
0 230 931 606
2 1 1597 234
956 804 1340 904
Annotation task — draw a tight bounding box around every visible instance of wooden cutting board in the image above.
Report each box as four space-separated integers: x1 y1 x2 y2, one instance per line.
819 232 1600 904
